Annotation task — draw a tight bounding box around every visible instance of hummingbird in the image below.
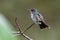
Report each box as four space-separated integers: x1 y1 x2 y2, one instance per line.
29 8 49 29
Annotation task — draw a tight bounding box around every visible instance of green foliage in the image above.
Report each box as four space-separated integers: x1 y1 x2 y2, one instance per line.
0 14 19 40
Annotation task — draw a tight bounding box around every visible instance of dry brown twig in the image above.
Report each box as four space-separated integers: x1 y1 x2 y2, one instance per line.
23 23 35 33
14 17 32 40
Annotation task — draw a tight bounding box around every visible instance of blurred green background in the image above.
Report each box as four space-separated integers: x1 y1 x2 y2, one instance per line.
0 0 60 40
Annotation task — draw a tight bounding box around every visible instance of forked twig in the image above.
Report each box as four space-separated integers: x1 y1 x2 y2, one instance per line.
15 17 32 40
15 17 22 33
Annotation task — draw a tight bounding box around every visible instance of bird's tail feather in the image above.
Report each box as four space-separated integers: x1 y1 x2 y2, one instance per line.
39 21 48 29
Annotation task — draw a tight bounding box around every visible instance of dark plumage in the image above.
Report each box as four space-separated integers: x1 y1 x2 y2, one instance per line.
39 21 48 29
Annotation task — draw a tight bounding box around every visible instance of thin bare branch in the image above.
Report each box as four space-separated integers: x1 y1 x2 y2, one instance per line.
15 17 33 40
23 23 35 33
22 33 32 40
15 16 22 33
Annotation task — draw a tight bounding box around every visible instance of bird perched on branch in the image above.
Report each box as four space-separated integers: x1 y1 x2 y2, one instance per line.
29 8 49 29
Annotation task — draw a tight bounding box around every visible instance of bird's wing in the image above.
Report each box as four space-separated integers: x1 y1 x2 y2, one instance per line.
37 13 45 23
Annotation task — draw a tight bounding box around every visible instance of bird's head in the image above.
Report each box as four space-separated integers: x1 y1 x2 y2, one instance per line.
28 8 38 14
30 8 35 12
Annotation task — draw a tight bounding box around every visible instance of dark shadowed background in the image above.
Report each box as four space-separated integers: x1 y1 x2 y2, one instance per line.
0 0 60 40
